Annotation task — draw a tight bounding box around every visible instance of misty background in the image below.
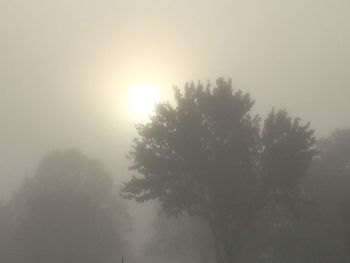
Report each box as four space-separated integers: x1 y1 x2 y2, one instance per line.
1 0 350 260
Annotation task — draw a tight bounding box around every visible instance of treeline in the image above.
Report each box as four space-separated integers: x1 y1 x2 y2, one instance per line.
123 78 350 263
1 78 350 263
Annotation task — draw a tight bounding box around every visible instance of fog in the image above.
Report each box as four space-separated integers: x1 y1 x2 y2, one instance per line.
1 0 350 262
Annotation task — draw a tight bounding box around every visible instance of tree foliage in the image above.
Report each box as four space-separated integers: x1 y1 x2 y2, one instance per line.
262 109 316 195
123 79 260 219
123 78 316 263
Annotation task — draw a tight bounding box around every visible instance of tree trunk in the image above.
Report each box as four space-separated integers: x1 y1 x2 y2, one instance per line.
209 220 239 263
213 231 228 263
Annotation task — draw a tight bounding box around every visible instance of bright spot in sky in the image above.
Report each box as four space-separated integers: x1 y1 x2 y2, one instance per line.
129 83 160 121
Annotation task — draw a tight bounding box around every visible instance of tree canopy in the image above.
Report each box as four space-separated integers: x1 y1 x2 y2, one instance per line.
123 78 316 263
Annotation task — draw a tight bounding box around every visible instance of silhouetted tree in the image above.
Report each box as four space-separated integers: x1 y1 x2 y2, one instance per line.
255 109 317 262
122 78 317 263
11 149 130 263
261 109 316 220
123 78 262 263
262 109 316 197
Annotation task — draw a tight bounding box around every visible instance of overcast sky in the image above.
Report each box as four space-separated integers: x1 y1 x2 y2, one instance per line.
1 0 350 213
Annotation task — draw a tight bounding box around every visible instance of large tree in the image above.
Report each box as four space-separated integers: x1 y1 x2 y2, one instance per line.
10 149 130 263
123 78 316 263
123 78 260 263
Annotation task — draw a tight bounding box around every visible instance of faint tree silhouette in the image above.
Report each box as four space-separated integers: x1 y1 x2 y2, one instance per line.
11 149 130 263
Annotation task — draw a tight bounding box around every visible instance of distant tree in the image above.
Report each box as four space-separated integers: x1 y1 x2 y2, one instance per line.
304 129 350 261
122 78 317 263
305 129 350 205
11 149 130 263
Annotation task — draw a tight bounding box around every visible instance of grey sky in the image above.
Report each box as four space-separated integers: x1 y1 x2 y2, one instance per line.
1 0 350 211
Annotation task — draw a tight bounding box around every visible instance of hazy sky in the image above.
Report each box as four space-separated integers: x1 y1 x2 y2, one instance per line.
1 0 350 203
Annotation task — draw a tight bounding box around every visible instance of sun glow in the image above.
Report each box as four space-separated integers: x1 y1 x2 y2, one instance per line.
128 83 160 121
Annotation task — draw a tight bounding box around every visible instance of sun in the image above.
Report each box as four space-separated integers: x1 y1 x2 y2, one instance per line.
128 83 160 121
